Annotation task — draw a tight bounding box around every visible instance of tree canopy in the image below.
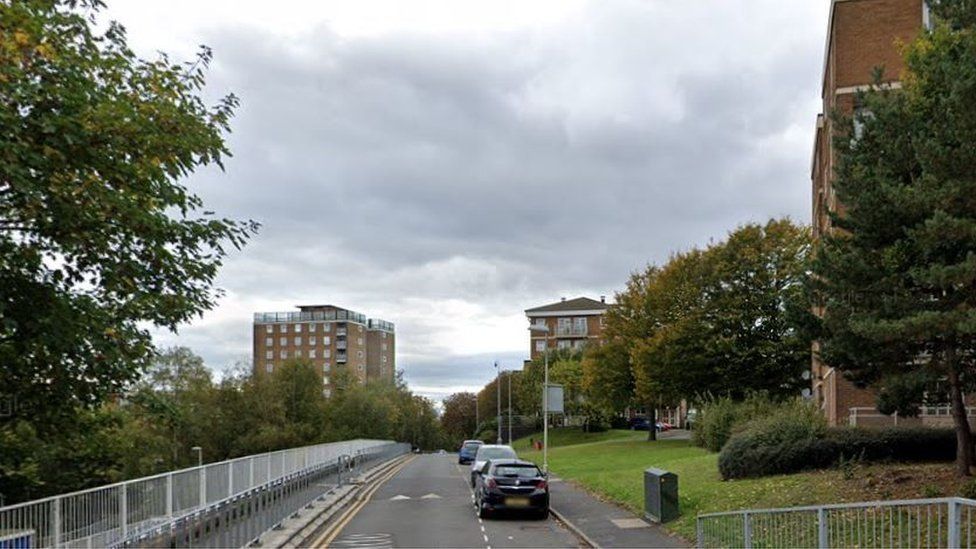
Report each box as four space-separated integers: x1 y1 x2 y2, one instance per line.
0 0 257 427
812 0 976 476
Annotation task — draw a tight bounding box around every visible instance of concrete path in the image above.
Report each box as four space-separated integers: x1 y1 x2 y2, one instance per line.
549 477 689 548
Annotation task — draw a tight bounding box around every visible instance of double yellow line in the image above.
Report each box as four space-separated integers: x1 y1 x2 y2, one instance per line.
312 454 417 547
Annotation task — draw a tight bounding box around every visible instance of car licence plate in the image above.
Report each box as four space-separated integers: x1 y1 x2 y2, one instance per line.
506 497 530 507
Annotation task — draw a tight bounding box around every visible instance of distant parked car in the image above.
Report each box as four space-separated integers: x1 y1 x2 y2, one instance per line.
474 459 549 519
470 444 518 487
458 440 484 464
629 417 650 431
656 421 673 432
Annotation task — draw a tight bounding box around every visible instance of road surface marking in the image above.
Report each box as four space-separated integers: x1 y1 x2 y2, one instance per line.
420 493 441 499
389 495 411 500
313 455 416 547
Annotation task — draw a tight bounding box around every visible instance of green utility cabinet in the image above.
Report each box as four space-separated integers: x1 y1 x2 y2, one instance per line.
644 467 679 523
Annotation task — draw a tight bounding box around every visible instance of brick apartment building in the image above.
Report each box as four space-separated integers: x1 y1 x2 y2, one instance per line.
525 297 610 361
252 304 395 396
811 0 928 426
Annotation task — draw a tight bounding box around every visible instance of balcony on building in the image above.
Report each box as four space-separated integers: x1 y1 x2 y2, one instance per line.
337 352 348 363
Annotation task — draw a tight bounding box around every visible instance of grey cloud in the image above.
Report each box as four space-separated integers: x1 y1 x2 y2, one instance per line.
154 1 828 401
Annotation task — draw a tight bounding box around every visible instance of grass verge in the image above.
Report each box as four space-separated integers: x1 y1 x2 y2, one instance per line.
515 429 966 541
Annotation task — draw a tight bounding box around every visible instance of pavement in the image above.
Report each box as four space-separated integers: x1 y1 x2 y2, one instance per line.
327 454 580 548
549 476 689 548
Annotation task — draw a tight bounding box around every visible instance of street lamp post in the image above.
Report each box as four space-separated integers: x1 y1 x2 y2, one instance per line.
495 361 502 444
508 371 513 446
528 324 551 474
191 446 202 467
474 394 479 438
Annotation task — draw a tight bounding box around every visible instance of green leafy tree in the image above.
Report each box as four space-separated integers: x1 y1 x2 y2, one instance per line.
812 1 976 476
441 392 477 446
0 0 257 429
582 340 635 414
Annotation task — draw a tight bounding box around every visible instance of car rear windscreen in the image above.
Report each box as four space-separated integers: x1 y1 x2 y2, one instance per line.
493 465 540 478
463 443 481 451
478 447 516 459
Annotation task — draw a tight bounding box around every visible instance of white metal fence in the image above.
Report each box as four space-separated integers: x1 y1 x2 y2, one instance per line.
0 439 394 548
697 497 976 548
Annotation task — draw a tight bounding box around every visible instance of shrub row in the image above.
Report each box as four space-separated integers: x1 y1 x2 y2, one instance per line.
693 394 798 452
719 426 956 479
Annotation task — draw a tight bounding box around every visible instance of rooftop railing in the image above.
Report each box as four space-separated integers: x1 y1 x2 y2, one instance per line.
253 310 367 324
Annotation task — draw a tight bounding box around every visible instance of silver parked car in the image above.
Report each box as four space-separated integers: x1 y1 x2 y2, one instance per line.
470 444 517 487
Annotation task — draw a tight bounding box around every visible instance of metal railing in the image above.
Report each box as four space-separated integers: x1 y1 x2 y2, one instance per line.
124 441 411 549
697 497 976 548
555 325 587 336
849 406 976 427
253 310 368 324
0 439 396 548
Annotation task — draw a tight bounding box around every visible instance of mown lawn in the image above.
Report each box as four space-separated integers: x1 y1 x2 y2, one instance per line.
510 427 644 452
515 429 966 542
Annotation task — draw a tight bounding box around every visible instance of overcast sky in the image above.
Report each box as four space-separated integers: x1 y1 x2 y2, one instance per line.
103 0 829 402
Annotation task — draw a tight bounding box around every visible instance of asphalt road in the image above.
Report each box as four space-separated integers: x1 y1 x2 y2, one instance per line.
328 453 582 548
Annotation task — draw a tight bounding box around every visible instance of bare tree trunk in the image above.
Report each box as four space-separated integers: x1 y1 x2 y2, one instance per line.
947 364 973 476
647 404 657 441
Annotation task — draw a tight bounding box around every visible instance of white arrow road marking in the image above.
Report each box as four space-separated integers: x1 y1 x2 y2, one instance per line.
389 495 411 500
420 493 441 499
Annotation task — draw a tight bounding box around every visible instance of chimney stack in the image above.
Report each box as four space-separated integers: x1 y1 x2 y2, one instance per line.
561 297 566 302
600 295 606 303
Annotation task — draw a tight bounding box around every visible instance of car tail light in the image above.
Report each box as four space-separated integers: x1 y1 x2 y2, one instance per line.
537 480 548 490
486 478 497 489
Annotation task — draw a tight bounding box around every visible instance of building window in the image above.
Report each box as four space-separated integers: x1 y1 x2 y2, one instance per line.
322 323 331 332
574 317 587 333
323 375 330 385
266 350 273 359
295 323 302 333
533 318 546 327
382 355 387 363
279 337 287 346
323 388 331 398
357 350 364 358
324 362 331 372
358 325 364 333
357 337 363 345
358 364 365 371
294 336 302 345
323 336 331 345
535 340 545 353
309 323 317 332
279 324 287 333
266 363 273 373
557 340 571 350
381 343 387 351
295 350 302 358
309 336 317 346
382 332 387 339
265 325 273 333
280 350 288 359
309 349 316 359
323 349 332 358
557 317 571 333
265 337 273 346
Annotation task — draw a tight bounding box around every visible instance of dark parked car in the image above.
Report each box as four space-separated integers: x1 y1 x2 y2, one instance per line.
458 440 484 464
629 417 672 432
474 459 549 519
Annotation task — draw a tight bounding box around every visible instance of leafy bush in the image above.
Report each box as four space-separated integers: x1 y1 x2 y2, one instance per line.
959 479 976 500
693 394 783 452
719 426 956 479
580 402 610 433
610 415 630 430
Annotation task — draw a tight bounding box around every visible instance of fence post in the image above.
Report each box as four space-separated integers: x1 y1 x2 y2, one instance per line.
249 458 255 489
817 507 828 548
949 498 960 549
743 512 752 549
229 461 234 498
166 473 173 517
696 517 704 548
52 496 62 548
120 483 128 540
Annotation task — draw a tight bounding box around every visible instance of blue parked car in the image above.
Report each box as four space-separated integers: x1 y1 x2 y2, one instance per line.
458 439 484 464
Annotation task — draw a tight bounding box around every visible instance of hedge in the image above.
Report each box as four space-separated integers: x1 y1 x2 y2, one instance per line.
719 427 956 479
